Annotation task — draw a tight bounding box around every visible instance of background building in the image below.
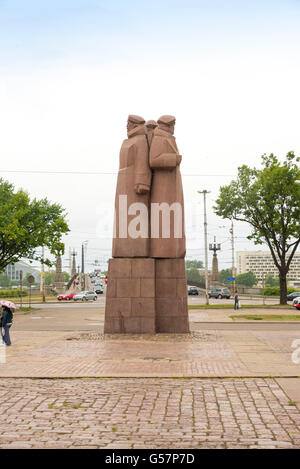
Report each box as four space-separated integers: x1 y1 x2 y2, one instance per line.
4 260 41 283
236 251 300 288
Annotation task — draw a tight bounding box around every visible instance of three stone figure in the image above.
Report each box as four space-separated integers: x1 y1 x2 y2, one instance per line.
105 114 189 334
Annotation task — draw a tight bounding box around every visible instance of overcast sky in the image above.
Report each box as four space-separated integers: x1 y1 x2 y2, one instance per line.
1 0 300 272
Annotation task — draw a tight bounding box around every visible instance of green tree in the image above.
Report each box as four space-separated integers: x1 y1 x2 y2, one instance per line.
236 271 257 287
0 178 69 271
0 273 11 287
185 259 204 269
214 152 300 304
44 270 55 286
219 268 233 285
44 270 70 285
265 275 280 287
24 272 36 286
186 268 205 287
63 271 70 283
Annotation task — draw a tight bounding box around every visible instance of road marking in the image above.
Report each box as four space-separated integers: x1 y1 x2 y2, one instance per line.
31 316 55 320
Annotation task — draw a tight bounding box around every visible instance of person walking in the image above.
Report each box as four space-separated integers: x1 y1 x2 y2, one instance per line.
234 290 239 310
1 305 13 346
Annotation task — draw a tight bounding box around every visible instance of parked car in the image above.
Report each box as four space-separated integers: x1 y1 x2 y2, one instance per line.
95 287 104 294
208 288 231 299
73 291 97 301
57 292 75 301
287 292 300 301
292 297 300 307
188 286 199 295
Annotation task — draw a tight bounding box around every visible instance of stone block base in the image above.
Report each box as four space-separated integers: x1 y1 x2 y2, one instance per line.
104 258 155 334
104 258 189 334
155 259 189 333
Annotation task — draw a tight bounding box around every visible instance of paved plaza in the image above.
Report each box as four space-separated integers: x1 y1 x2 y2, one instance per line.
0 304 299 449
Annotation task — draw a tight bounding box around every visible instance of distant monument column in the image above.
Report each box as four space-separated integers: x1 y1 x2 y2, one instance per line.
54 255 65 294
71 250 77 277
209 237 221 287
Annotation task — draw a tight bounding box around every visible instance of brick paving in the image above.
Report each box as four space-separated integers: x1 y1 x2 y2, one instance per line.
0 378 299 449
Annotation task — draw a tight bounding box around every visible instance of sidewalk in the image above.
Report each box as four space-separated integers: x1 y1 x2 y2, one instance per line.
0 326 299 378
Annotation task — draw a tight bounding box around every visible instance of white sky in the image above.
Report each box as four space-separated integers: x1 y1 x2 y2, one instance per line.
0 0 300 272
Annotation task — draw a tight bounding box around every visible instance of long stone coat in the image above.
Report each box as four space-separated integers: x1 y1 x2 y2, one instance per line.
112 125 151 257
149 127 186 258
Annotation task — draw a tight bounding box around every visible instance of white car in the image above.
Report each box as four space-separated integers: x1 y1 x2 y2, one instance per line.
292 297 300 307
73 291 97 301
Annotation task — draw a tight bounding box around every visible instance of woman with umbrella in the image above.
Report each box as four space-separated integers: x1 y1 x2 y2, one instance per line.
0 301 18 346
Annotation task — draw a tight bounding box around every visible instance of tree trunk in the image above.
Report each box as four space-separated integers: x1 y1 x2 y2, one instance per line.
279 271 288 305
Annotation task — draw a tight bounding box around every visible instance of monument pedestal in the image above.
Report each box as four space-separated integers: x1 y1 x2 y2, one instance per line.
155 259 189 333
104 258 189 334
104 258 156 334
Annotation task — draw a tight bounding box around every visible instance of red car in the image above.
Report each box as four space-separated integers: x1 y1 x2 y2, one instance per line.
57 292 75 301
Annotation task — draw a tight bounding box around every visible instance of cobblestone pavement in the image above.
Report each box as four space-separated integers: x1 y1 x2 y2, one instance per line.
0 378 299 449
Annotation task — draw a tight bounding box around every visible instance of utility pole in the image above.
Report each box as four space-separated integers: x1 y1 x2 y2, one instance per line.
262 272 265 305
81 244 84 274
229 221 235 296
198 190 210 305
20 270 23 308
81 241 88 290
40 246 46 303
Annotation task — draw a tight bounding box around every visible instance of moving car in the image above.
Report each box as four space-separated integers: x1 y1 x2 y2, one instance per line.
188 286 199 295
287 292 300 301
208 288 231 299
95 287 104 294
73 291 97 301
57 292 75 301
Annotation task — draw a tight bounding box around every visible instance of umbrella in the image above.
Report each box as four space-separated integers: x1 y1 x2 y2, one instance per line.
0 300 19 311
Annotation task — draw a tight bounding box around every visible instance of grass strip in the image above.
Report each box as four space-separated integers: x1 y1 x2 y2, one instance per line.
230 314 300 321
188 304 289 309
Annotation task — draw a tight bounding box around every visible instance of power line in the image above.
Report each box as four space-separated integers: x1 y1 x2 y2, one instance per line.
0 169 236 177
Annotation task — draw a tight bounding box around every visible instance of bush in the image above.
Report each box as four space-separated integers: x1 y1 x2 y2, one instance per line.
0 289 27 298
263 286 297 296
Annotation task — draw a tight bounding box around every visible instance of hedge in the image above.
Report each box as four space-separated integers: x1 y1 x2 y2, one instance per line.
263 286 298 296
0 289 27 298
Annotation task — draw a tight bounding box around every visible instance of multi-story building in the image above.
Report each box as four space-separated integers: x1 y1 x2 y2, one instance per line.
4 260 40 283
236 251 300 287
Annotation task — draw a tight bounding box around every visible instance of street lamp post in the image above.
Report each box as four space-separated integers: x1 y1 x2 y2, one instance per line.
40 246 46 303
229 221 235 296
198 190 211 305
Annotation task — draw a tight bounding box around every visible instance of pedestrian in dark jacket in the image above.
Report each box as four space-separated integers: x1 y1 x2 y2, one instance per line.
1 306 13 346
234 291 239 310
